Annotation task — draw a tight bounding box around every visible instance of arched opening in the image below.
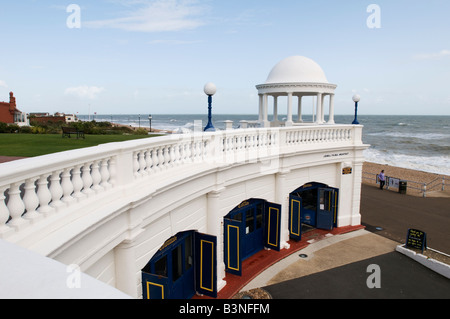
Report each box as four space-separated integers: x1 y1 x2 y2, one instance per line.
223 198 281 276
289 182 339 241
141 230 217 299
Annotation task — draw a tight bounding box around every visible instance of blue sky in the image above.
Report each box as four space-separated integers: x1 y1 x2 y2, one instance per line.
1 0 449 115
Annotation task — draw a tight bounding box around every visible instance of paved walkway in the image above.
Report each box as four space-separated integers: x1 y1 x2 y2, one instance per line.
245 184 450 299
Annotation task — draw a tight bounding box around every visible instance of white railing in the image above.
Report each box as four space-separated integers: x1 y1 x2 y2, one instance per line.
0 125 363 241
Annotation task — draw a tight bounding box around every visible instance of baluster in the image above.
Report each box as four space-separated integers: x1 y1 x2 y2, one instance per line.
179 143 186 164
169 145 175 167
139 151 148 176
145 149 153 174
72 164 85 201
185 141 192 163
37 174 54 216
100 159 112 190
109 157 117 187
82 163 95 197
159 147 166 170
133 152 140 178
0 186 12 235
23 178 41 222
61 168 76 204
152 147 160 172
7 182 28 229
91 160 104 193
164 146 172 168
49 171 65 210
174 144 181 166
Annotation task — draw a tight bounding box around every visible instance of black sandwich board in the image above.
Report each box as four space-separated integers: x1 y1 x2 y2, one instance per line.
405 228 427 253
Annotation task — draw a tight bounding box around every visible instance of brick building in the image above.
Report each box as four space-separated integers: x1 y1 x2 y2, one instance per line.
0 92 29 126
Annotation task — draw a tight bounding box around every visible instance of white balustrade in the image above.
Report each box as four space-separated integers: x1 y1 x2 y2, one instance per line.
0 125 362 239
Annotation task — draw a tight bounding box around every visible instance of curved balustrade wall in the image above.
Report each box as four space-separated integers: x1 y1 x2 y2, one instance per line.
0 125 359 241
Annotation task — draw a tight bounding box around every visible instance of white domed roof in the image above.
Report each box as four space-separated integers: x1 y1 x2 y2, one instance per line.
265 56 329 84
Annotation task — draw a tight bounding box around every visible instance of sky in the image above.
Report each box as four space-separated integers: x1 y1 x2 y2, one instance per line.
1 0 450 116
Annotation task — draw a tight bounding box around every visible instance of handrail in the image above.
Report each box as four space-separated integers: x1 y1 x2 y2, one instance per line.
362 171 449 197
0 124 364 241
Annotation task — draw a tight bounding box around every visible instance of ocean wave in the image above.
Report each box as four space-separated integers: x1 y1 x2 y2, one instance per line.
366 132 449 140
364 148 450 175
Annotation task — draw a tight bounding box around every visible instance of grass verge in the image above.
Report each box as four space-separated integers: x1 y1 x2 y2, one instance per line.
0 134 154 157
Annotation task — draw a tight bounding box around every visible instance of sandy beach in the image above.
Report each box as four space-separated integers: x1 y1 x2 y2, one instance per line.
363 162 450 197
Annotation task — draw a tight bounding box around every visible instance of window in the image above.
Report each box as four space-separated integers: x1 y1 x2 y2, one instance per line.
256 204 263 229
184 235 193 271
246 210 255 234
302 189 317 211
172 245 182 282
154 256 167 277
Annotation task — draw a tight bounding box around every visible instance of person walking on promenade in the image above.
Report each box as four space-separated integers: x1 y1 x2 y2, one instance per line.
379 170 386 190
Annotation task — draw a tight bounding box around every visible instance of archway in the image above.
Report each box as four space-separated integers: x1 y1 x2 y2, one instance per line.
141 230 217 299
223 198 281 276
289 182 339 241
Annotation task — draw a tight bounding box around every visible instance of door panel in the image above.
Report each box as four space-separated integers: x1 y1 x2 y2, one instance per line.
289 194 302 241
195 232 217 298
224 218 242 276
142 273 169 299
264 202 281 251
317 188 335 230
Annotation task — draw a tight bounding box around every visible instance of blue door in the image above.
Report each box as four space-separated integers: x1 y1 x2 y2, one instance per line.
317 188 338 230
142 271 168 299
264 202 281 251
141 230 216 299
224 217 242 276
289 194 302 241
224 199 282 276
195 232 217 298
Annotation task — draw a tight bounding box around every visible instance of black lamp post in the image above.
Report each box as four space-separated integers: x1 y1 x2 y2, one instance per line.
203 82 217 132
352 94 361 125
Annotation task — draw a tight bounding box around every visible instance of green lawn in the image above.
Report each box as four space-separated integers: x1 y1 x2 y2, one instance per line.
0 134 155 157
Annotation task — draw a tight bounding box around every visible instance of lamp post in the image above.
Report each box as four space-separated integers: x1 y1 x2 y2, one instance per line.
203 82 216 132
352 94 361 125
148 114 152 133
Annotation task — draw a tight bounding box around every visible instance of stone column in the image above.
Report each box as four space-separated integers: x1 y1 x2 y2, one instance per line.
316 93 323 124
115 239 139 298
258 94 263 122
297 95 303 123
275 171 290 250
328 94 335 124
286 92 293 126
273 96 278 122
206 190 227 292
263 94 269 126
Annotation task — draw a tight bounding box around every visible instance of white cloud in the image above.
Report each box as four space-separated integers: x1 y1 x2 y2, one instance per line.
0 80 8 88
85 0 209 33
65 86 105 99
413 49 450 60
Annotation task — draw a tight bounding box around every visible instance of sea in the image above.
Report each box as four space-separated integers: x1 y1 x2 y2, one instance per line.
80 114 450 176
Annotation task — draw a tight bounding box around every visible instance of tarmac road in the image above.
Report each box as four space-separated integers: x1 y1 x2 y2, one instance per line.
359 184 450 254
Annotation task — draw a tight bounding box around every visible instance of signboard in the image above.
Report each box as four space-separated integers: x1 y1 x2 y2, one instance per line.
405 228 427 252
342 167 352 175
388 177 399 188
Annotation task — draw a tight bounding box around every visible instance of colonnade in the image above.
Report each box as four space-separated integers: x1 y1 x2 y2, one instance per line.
258 92 335 127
